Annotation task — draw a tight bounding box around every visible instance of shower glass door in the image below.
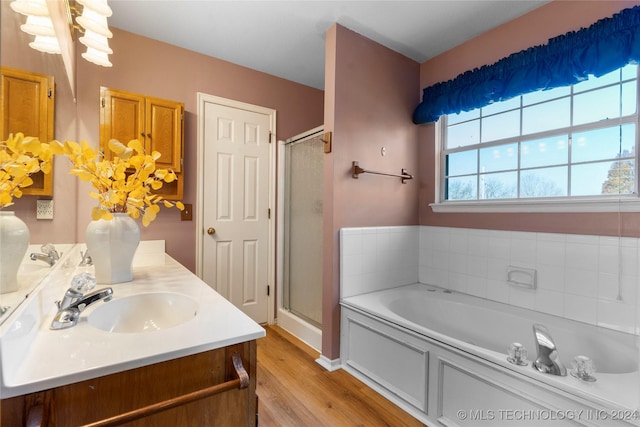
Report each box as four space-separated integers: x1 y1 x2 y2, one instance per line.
283 130 323 328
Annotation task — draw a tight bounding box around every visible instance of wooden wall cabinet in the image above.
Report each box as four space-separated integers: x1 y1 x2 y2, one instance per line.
99 87 184 200
0 66 55 196
0 341 258 427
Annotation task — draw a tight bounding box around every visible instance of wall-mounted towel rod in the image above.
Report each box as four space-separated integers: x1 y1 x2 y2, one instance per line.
352 161 413 184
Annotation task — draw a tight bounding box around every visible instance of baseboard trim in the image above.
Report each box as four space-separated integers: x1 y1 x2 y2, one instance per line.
276 309 322 351
316 355 341 372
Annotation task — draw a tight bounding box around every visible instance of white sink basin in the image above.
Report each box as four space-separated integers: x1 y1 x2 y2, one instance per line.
88 293 198 333
18 263 49 275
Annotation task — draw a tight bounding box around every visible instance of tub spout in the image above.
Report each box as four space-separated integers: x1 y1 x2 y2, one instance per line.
532 324 567 376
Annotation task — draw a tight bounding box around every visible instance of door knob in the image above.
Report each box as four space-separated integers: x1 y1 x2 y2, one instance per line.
207 227 216 235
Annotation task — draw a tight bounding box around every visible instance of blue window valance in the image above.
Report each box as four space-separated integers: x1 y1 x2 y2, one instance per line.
412 5 640 124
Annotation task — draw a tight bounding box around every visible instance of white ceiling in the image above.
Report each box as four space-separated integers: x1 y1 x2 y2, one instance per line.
107 1 549 90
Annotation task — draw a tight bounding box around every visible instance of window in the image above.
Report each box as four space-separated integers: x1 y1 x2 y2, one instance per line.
438 65 639 211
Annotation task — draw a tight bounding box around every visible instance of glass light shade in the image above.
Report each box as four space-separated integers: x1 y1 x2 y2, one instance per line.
76 0 112 17
9 0 48 16
29 35 61 54
82 47 112 67
79 30 112 54
21 14 56 37
76 7 113 38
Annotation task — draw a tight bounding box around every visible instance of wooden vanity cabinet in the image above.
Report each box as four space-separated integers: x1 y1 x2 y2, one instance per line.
0 66 55 196
99 87 184 200
0 340 257 427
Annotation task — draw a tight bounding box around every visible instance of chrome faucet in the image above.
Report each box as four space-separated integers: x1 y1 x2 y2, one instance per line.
79 249 93 266
532 324 567 376
51 287 113 330
30 243 61 266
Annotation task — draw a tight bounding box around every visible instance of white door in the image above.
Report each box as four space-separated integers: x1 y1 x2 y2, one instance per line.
198 95 275 324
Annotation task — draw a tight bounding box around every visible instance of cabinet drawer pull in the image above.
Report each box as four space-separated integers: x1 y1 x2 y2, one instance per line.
81 351 249 427
232 350 250 388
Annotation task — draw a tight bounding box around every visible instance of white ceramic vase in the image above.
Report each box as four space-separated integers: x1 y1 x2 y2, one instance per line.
0 211 30 294
86 213 140 284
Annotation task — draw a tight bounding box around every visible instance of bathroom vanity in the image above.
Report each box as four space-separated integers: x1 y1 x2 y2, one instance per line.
0 242 265 426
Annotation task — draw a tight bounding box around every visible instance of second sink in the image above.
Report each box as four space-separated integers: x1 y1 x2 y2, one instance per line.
88 293 198 333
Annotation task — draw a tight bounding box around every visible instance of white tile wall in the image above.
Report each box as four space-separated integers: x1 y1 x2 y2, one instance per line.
340 225 640 335
340 226 418 298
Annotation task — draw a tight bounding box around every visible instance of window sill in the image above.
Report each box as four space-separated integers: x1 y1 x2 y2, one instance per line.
430 197 640 213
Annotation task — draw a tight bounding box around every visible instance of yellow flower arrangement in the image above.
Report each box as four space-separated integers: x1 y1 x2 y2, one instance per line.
55 138 184 226
0 133 56 208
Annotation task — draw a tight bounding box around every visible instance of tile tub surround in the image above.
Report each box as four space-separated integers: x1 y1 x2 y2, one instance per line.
340 226 419 299
340 226 639 334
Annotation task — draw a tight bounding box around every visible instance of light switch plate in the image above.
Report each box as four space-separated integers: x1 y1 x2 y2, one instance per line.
181 203 193 221
36 199 54 219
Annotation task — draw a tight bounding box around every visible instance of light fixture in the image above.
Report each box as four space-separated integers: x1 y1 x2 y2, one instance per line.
21 15 57 37
82 47 112 67
75 2 112 37
10 0 61 54
79 29 113 53
30 35 62 54
10 0 113 67
9 0 48 16
75 0 113 66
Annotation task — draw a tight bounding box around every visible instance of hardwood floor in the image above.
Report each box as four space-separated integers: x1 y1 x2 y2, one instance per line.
256 325 427 427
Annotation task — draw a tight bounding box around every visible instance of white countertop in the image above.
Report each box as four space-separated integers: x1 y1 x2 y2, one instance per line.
0 244 74 319
0 243 265 398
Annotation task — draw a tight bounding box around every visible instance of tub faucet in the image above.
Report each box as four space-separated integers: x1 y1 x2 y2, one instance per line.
51 287 113 330
532 324 567 376
30 243 60 266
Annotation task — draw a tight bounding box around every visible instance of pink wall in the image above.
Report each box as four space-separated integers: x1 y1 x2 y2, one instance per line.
75 28 324 270
3 20 324 270
323 24 420 359
418 0 640 238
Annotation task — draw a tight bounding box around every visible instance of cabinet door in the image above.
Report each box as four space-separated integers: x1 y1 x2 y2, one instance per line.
100 88 184 200
99 86 145 161
1 66 54 196
146 96 183 173
0 341 258 427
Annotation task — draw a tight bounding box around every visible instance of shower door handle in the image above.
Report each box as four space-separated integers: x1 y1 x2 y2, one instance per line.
207 227 216 235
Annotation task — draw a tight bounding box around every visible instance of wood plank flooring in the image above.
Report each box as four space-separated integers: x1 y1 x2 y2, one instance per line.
256 325 427 427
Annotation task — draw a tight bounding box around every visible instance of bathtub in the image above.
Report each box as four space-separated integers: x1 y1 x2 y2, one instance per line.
340 283 640 426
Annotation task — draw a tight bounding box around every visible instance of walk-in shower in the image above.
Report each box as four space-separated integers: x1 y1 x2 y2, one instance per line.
277 126 324 350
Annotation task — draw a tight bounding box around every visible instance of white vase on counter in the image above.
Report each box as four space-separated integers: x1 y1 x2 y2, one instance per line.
86 213 140 284
0 211 30 294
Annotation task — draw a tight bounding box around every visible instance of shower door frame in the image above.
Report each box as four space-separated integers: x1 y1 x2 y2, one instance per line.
276 126 324 351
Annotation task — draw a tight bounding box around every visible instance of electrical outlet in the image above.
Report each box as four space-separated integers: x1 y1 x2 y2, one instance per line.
36 199 54 220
